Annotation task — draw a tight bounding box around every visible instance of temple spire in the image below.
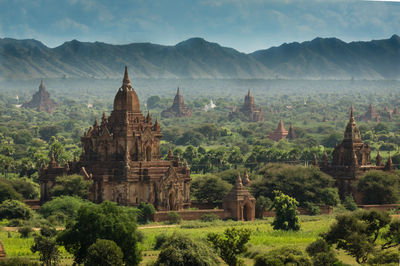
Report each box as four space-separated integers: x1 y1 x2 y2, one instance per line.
39 79 45 91
123 66 131 87
177 87 181 95
350 105 355 122
277 119 285 132
235 172 243 188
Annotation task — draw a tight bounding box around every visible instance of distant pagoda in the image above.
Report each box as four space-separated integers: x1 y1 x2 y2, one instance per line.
359 104 380 122
287 124 296 140
161 87 192 118
22 80 56 113
267 119 289 141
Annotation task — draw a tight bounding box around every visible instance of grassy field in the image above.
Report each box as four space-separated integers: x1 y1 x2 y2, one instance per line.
0 215 360 265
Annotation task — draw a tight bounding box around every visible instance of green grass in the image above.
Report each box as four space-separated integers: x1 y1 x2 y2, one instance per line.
1 215 360 265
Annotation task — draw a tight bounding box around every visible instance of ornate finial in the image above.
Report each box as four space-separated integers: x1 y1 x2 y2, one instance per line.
123 66 131 87
93 118 98 127
248 89 251 96
242 170 251 186
184 160 190 172
177 87 181 95
322 151 328 166
167 149 174 161
235 172 243 188
312 154 319 166
146 111 152 123
385 152 394 171
154 118 160 131
376 150 383 166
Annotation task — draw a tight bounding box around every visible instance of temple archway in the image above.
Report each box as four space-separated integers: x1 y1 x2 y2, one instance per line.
169 191 175 211
146 146 152 161
243 201 253 221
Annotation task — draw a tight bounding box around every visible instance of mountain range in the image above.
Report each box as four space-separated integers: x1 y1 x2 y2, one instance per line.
1 35 399 80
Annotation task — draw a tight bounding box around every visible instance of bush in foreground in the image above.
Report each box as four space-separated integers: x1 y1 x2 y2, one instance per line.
271 191 300 231
85 239 124 266
155 233 219 266
57 201 141 265
207 227 251 266
0 199 33 220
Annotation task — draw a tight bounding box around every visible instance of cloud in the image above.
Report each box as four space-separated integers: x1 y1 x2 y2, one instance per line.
54 18 89 32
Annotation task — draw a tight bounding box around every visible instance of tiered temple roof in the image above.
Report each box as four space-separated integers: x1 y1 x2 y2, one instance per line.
267 119 288 141
161 87 192 118
22 80 56 113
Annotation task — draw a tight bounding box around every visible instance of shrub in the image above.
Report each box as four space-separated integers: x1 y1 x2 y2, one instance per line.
50 174 92 199
85 239 124 266
40 225 57 237
0 180 23 202
368 250 399 265
255 196 271 219
304 202 320 215
357 170 399 204
0 258 39 266
7 218 24 227
155 233 219 266
31 235 60 266
254 247 311 266
200 213 219 222
39 196 92 220
8 179 39 199
207 227 251 266
137 202 155 224
342 195 358 211
0 200 33 220
18 226 33 238
57 201 141 265
154 233 169 250
271 191 300 231
306 239 340 266
166 211 181 224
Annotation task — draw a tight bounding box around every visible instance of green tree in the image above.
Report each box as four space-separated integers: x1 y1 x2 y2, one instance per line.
207 227 251 266
85 239 124 266
0 199 33 220
271 191 300 231
155 233 219 266
39 126 59 142
57 201 141 265
191 174 232 204
0 180 23 202
251 163 339 208
39 196 92 221
147 96 161 109
357 170 399 204
50 174 92 199
323 210 394 264
137 202 155 224
31 235 60 266
255 196 271 219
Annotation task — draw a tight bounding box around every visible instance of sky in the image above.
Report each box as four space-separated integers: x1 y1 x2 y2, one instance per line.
0 0 399 53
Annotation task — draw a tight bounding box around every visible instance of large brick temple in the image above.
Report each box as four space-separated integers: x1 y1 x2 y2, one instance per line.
161 87 192 118
39 67 191 211
230 90 264 122
22 80 57 114
318 106 393 201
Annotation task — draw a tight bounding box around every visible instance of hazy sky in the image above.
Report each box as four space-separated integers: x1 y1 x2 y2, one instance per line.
0 0 399 53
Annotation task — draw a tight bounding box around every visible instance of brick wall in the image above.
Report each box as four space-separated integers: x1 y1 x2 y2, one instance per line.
359 204 400 211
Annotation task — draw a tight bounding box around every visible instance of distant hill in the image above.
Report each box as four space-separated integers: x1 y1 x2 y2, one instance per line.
1 35 399 80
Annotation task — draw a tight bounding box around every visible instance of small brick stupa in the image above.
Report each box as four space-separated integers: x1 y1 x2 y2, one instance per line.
22 80 56 114
267 119 288 141
222 173 255 221
161 87 192 118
